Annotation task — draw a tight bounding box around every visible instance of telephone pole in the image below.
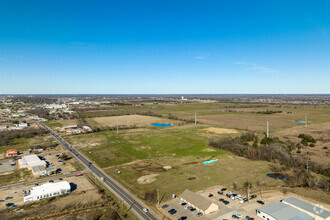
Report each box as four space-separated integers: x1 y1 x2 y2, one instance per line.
248 183 250 203
266 121 269 138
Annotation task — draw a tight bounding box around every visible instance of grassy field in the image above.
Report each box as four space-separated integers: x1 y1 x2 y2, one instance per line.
0 134 57 154
44 119 79 129
67 125 233 167
64 125 286 202
58 102 330 205
86 115 178 130
0 170 32 186
105 155 282 202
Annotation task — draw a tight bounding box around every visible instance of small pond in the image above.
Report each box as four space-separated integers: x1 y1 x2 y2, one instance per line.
267 173 287 180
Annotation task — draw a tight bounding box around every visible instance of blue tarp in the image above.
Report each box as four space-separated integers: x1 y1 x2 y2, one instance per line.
152 123 172 127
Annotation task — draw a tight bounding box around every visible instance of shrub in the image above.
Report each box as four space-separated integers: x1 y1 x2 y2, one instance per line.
309 143 315 147
296 149 301 153
323 146 328 150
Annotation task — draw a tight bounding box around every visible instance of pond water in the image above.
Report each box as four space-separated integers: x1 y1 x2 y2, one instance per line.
152 123 172 127
267 173 287 180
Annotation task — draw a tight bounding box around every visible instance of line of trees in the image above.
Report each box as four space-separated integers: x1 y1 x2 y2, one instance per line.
0 128 46 146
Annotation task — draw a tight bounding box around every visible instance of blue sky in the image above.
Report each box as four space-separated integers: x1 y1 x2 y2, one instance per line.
1 0 329 94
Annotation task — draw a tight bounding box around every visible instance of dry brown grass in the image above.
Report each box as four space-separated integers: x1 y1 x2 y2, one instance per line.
275 122 330 166
86 115 176 129
184 114 294 132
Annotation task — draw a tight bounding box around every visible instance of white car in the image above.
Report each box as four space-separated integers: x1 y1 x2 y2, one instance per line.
231 196 235 200
236 213 242 218
143 208 148 213
239 199 244 204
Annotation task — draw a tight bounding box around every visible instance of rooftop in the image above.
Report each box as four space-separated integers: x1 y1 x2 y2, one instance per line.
258 202 313 220
180 189 217 211
283 197 330 219
28 181 71 196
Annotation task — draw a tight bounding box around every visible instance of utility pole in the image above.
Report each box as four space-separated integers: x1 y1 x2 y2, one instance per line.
247 183 250 203
117 119 119 135
305 114 308 128
157 188 160 205
195 112 197 125
266 121 269 138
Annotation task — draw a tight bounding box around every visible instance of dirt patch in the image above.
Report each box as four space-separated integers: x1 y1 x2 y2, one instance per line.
163 165 172 170
203 148 216 152
202 127 239 134
137 173 159 184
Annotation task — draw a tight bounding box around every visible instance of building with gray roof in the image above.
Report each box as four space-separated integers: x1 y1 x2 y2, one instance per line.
257 201 314 220
283 197 330 220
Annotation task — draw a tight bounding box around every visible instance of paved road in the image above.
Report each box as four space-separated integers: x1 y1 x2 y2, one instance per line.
38 122 158 220
0 171 84 190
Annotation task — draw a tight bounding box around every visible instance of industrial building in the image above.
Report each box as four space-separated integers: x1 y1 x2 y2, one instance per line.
24 181 71 202
180 189 219 215
283 197 330 220
257 202 314 220
18 154 46 170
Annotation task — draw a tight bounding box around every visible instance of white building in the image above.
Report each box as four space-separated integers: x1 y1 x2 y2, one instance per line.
24 181 71 202
18 154 46 170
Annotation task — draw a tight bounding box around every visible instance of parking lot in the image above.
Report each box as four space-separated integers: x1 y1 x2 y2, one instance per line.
41 152 77 175
0 160 16 173
0 174 97 210
159 186 266 220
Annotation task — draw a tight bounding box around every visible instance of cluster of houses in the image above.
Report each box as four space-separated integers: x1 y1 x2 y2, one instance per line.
58 124 92 135
0 122 39 131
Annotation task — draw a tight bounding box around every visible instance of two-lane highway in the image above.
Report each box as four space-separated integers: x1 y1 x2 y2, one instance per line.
38 122 158 220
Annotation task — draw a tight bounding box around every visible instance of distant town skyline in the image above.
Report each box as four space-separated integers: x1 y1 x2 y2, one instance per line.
1 0 330 94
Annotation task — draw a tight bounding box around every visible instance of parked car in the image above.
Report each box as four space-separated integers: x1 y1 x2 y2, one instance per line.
250 195 257 199
221 188 227 191
143 208 148 213
59 178 63 180
208 193 213 197
178 216 187 220
217 191 223 195
49 180 54 183
223 200 229 205
190 208 196 211
0 200 5 202
5 197 12 200
235 213 242 218
196 212 203 217
185 206 193 210
161 204 169 209
179 200 185 205
5 203 14 207
35 183 39 186
232 215 240 219
168 209 177 215
219 198 224 201
75 173 83 177
257 200 266 205
11 205 16 208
